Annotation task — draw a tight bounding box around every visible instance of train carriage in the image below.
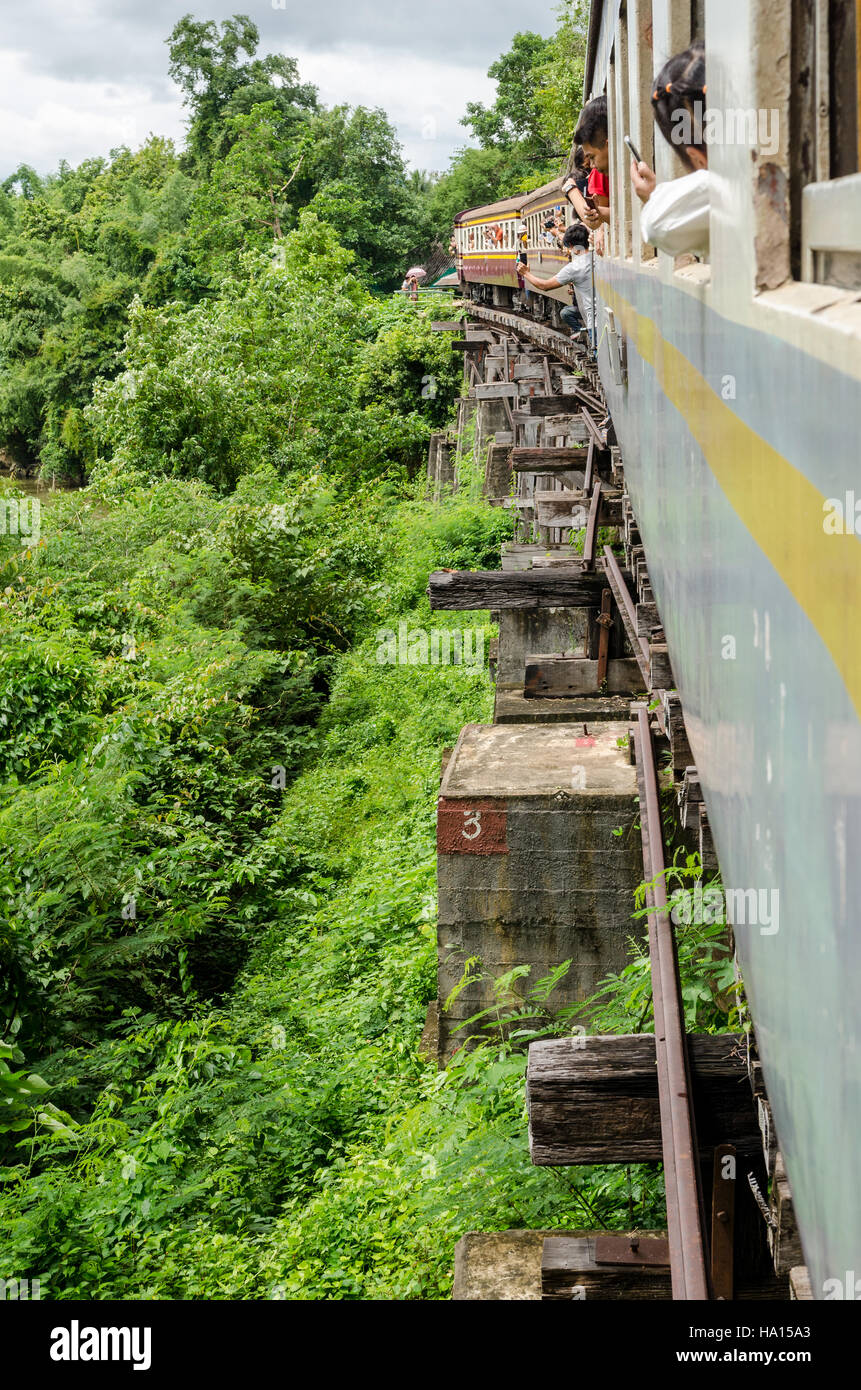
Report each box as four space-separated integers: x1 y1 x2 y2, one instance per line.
453 193 524 290
454 0 861 1296
581 0 861 1297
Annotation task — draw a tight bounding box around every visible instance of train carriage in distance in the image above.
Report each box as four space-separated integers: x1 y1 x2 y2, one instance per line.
453 0 861 1299
454 178 589 318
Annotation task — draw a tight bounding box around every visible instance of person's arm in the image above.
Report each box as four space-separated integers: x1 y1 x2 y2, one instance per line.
518 265 562 291
562 178 592 225
630 158 657 202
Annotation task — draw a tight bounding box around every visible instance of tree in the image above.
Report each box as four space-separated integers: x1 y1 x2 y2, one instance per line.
166 13 317 174
300 107 430 287
535 0 590 155
185 102 304 275
462 32 558 157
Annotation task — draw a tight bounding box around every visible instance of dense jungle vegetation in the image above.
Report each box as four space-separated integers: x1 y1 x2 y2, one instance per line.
0 6 737 1299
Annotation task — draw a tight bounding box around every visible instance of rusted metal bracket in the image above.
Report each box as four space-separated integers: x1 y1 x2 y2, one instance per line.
711 1143 737 1300
595 588 613 687
594 1235 670 1267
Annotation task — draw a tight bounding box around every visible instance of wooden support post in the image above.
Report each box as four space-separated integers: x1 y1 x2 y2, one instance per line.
582 479 602 570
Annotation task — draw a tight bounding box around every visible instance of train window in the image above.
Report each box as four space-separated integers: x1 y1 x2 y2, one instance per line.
792 0 861 286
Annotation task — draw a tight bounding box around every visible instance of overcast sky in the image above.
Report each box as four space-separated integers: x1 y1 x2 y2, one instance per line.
1 0 559 178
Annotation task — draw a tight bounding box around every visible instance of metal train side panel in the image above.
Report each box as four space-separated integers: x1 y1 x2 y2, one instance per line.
593 259 861 1292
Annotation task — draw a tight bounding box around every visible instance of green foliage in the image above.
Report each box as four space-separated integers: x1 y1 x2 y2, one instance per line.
87 220 458 490
0 5 667 1302
166 14 317 175
300 106 431 286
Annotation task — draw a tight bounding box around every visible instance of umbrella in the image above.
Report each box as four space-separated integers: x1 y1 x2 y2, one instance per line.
405 266 427 279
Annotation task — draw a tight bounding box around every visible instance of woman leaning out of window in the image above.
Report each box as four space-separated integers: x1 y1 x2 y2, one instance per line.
631 40 710 258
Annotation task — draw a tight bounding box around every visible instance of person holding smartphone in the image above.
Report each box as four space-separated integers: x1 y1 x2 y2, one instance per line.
567 97 611 230
629 41 710 257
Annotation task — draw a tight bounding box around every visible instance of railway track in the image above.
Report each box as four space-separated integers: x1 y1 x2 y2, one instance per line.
428 308 802 1302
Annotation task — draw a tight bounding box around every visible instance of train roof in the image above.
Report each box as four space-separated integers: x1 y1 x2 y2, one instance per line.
520 176 568 212
453 173 568 226
453 192 527 223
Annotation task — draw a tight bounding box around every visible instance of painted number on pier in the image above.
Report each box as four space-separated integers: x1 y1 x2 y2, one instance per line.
436 798 508 855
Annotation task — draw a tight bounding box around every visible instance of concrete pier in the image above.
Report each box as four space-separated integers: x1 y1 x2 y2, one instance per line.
436 722 642 1060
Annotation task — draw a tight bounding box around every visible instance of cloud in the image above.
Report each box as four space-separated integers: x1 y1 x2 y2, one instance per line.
289 45 497 175
0 0 559 175
0 52 186 174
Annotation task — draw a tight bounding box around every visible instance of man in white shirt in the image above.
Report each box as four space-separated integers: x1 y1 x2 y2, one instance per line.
517 223 595 338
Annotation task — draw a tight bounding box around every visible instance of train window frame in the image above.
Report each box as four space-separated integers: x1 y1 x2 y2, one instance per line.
778 0 861 290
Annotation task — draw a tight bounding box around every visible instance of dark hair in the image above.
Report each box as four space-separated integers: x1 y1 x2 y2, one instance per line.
573 144 588 171
563 223 589 249
651 40 706 171
573 95 608 148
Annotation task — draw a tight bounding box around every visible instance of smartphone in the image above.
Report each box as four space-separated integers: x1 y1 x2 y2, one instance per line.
624 134 642 165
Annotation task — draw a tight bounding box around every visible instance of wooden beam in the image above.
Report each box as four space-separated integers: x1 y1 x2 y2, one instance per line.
431 320 465 331
542 1234 786 1301
427 567 608 610
524 655 643 697
527 1033 762 1165
581 479 602 569
581 408 607 448
512 395 580 416
649 642 674 690
636 601 660 636
472 382 518 400
543 1234 671 1301
662 691 693 773
511 448 589 470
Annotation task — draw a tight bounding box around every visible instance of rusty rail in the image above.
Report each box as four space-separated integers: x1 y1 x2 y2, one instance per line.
601 545 651 684
633 703 711 1300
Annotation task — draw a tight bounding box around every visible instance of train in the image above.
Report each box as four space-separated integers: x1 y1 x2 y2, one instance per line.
452 0 861 1297
453 177 587 318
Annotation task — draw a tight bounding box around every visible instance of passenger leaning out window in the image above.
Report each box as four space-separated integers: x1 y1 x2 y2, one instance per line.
564 97 611 234
631 40 710 257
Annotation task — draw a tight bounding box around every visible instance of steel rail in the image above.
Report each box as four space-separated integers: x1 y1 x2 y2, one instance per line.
634 703 710 1300
601 545 651 685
